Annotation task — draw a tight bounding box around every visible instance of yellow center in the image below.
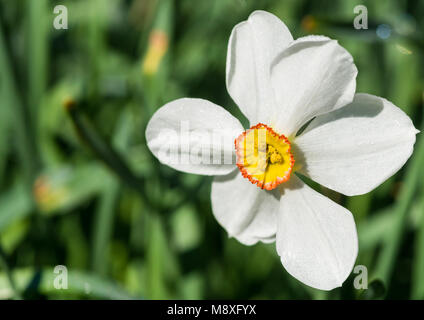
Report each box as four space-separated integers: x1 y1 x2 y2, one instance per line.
267 145 283 164
235 123 294 190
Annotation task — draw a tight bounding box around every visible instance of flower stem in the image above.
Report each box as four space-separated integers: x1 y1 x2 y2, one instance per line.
0 14 40 187
65 99 155 209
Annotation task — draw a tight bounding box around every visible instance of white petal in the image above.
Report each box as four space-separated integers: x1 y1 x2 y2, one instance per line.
146 98 243 175
211 170 280 245
226 10 293 125
277 175 358 291
270 36 358 136
295 93 419 196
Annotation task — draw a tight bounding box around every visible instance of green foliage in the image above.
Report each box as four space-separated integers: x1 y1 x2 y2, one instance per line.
0 0 423 299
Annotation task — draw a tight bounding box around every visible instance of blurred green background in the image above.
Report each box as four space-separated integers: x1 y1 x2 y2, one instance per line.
0 0 423 300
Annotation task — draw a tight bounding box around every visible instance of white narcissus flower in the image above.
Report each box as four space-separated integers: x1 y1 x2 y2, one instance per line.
145 11 419 290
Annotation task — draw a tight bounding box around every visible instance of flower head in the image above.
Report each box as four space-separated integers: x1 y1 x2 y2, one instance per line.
235 123 295 190
145 11 418 290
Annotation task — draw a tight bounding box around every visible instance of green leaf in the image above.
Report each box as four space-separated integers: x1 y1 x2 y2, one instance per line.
0 219 30 254
0 183 32 233
411 194 424 299
0 268 136 300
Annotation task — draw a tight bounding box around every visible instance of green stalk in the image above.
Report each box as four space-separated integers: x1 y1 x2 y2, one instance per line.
0 15 39 186
65 101 153 209
87 0 105 101
147 214 168 299
27 0 48 121
92 181 119 276
91 111 133 275
411 194 424 299
142 0 174 116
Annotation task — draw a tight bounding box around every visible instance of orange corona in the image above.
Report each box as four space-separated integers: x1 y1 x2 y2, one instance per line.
235 123 295 190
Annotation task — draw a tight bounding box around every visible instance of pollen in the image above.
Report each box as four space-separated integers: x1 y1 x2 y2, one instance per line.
235 123 295 190
267 145 283 164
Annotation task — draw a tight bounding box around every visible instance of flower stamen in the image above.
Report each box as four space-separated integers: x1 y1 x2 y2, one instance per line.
235 123 294 190
267 145 283 164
